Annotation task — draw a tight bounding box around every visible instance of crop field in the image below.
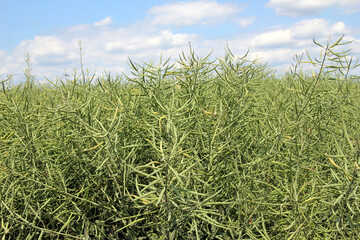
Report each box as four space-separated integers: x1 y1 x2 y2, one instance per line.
1 36 360 239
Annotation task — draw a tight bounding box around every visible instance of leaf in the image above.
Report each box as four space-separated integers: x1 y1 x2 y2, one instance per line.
330 34 344 49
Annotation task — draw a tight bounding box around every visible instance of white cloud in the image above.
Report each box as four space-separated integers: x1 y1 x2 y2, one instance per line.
14 36 78 67
291 19 350 39
147 1 241 26
227 18 357 74
252 29 293 48
337 0 360 13
94 17 113 27
352 39 360 57
0 22 199 80
267 0 335 17
249 48 300 65
237 16 256 28
21 36 66 56
290 19 329 39
332 22 348 33
106 30 196 52
267 0 360 17
247 19 350 50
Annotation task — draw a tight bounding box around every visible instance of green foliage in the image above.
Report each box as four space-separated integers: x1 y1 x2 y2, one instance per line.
0 36 360 239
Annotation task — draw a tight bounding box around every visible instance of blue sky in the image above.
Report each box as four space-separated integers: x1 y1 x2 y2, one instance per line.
1 0 359 81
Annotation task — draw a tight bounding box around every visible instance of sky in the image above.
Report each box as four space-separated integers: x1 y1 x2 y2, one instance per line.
1 0 360 82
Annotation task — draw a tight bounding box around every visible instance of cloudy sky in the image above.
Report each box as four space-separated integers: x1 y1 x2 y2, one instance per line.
1 0 359 81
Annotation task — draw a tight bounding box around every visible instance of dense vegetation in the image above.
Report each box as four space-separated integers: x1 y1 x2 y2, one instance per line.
1 36 360 239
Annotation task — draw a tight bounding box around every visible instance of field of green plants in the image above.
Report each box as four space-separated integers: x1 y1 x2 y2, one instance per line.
1 36 360 239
